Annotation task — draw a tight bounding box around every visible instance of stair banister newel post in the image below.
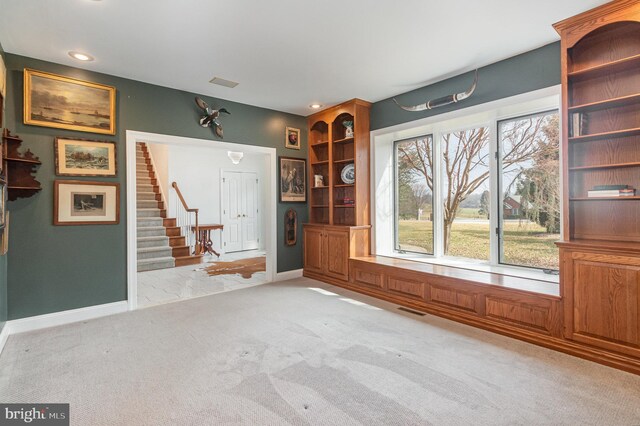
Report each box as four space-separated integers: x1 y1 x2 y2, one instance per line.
171 182 200 255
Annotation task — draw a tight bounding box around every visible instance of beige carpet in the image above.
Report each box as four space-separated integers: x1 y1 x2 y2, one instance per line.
1 278 639 425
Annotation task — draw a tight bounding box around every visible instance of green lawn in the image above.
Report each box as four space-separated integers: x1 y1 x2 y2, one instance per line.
397 220 559 270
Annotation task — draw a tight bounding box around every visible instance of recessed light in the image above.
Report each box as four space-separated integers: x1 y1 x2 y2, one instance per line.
310 104 322 109
68 51 94 61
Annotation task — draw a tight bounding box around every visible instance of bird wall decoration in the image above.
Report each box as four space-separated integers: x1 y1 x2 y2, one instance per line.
195 97 230 138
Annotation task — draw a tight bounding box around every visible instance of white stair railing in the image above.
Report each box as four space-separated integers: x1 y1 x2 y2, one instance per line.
171 182 199 255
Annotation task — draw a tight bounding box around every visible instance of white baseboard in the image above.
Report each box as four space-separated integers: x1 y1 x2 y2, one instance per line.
0 323 9 355
275 268 303 282
7 301 129 335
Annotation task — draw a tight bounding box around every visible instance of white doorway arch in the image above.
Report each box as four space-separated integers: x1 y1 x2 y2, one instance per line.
125 130 278 310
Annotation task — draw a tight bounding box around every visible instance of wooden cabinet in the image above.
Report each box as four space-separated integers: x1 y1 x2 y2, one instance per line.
561 246 640 357
307 99 371 226
555 1 640 359
303 224 370 282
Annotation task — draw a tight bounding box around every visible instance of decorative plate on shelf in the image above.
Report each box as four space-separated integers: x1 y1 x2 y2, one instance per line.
341 164 355 184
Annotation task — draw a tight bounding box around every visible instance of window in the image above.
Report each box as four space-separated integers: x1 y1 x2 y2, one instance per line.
442 127 490 261
389 96 560 274
498 111 560 270
395 136 434 254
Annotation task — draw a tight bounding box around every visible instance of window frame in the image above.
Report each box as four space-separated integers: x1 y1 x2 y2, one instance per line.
393 134 435 255
496 108 560 271
391 105 561 274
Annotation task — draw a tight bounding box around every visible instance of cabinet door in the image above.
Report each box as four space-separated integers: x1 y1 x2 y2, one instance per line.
303 227 324 274
565 250 640 357
324 229 350 281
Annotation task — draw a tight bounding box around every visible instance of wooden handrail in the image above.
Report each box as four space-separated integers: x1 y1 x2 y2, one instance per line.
171 182 200 254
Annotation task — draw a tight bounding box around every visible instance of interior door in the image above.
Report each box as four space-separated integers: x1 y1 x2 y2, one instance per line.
222 171 243 252
241 172 259 250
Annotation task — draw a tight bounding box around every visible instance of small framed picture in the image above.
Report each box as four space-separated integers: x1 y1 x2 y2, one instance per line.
54 180 120 225
285 127 301 150
55 138 116 176
0 182 5 229
279 157 306 203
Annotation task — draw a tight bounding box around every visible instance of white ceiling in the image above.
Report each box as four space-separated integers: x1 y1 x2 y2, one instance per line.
0 0 608 116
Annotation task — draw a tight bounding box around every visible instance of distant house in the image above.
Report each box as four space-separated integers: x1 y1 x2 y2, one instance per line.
503 195 525 219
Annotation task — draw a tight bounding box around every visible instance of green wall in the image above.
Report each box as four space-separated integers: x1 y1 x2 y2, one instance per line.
0 40 6 333
370 42 560 130
4 54 307 320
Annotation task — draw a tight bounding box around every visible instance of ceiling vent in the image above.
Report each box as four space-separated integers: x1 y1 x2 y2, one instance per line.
209 77 239 88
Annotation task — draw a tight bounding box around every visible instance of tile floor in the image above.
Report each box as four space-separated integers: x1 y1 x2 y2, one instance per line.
137 250 267 308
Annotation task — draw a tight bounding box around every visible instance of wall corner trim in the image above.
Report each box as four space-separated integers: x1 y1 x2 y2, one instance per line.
275 269 303 282
0 325 9 356
6 301 129 336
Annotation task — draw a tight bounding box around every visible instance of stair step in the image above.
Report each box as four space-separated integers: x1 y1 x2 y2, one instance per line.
169 236 186 247
137 208 162 218
175 254 203 267
137 191 158 201
137 236 170 248
172 245 191 257
165 226 181 237
137 226 167 237
137 257 175 272
137 217 163 226
137 246 173 260
137 200 160 209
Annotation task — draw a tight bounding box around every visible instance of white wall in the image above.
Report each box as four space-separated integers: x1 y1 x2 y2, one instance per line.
148 143 267 252
147 143 169 203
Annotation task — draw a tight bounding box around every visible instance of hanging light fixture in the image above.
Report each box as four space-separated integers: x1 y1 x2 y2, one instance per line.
227 151 244 164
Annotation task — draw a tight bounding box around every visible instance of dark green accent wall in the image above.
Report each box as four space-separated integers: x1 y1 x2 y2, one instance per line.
370 42 561 130
4 54 307 320
0 39 6 333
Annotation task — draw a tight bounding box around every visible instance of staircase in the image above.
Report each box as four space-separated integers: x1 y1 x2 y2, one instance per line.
136 143 203 272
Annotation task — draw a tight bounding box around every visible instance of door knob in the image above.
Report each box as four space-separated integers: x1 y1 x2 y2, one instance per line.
237 214 241 218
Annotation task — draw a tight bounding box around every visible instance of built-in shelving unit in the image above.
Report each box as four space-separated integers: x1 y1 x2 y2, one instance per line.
2 129 42 201
307 99 371 226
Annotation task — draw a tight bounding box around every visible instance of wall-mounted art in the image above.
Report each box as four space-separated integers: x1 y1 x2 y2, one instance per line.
24 68 116 135
0 54 6 98
195 97 230 138
285 208 297 246
285 127 301 150
0 211 8 255
279 156 306 203
54 180 120 225
0 181 6 229
55 138 116 177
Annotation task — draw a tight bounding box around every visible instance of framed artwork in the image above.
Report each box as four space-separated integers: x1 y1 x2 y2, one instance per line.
285 208 297 246
54 180 120 225
0 211 8 255
279 156 306 203
0 54 6 98
55 138 116 176
24 68 116 135
285 127 301 150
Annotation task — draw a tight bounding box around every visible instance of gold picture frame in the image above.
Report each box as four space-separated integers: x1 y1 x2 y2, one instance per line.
24 68 116 135
55 137 117 177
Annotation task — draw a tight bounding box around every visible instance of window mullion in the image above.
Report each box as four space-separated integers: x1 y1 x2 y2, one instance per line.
489 117 500 266
433 129 444 257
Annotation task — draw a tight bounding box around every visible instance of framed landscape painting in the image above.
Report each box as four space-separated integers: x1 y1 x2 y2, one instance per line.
24 69 116 135
55 138 116 176
54 180 120 225
279 156 306 203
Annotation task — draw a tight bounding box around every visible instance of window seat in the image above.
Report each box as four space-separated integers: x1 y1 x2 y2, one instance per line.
351 255 560 298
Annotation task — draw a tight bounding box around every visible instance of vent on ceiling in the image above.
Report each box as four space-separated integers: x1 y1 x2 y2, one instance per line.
209 77 239 88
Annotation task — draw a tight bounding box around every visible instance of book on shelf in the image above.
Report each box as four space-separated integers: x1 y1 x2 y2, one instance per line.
570 112 588 137
593 184 629 190
587 188 635 197
337 197 355 205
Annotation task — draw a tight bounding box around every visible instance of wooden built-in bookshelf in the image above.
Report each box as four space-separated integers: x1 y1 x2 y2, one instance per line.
307 99 371 226
2 129 42 201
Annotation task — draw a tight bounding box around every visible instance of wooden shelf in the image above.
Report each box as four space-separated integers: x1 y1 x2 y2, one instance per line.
568 93 640 113
311 160 329 165
311 204 329 208
569 162 640 171
568 53 640 80
5 157 42 165
8 186 42 191
334 183 354 188
569 127 640 143
333 137 354 144
311 141 329 146
311 186 328 190
570 196 640 201
333 158 354 164
334 204 355 208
